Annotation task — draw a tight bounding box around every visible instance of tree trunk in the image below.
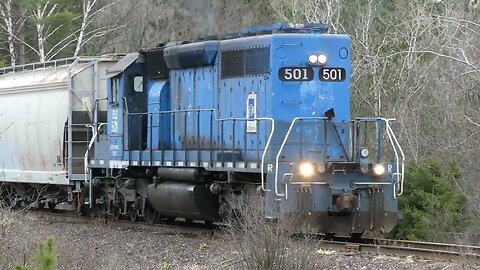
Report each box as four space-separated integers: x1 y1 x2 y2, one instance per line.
0 0 16 66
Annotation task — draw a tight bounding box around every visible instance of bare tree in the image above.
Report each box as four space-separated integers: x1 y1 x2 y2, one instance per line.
28 1 61 62
12 0 120 62
0 0 16 66
91 0 266 54
0 0 27 66
270 0 344 33
74 0 120 57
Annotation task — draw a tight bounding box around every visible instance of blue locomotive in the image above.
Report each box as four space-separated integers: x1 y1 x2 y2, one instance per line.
0 23 405 235
83 23 404 234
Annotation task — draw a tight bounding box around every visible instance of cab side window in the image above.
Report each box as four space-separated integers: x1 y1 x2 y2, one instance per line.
133 76 143 93
111 77 119 105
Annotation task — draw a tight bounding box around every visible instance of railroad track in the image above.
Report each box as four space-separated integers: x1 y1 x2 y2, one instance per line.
322 236 480 261
26 209 217 237
25 209 480 262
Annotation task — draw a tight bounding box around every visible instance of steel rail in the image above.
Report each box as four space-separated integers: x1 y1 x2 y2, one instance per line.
26 209 217 237
322 236 480 261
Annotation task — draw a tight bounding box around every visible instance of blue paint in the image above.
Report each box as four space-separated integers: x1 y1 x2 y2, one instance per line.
93 24 401 234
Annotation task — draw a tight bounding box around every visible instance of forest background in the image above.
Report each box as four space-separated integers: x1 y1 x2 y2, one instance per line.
0 0 479 242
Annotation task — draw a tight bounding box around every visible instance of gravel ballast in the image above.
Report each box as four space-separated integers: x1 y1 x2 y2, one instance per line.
0 214 475 270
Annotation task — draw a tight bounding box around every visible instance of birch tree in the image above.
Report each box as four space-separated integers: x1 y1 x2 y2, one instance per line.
0 0 16 66
73 0 119 57
24 0 65 62
18 0 118 62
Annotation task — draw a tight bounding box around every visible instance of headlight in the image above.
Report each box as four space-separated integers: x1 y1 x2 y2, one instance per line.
360 148 369 158
317 164 326 173
308 54 318 64
373 163 386 176
318 54 327 65
299 162 315 178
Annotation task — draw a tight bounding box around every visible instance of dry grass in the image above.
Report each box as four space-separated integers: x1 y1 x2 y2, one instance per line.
222 191 321 270
0 183 34 269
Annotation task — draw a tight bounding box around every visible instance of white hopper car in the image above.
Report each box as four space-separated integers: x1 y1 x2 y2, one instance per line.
0 57 119 206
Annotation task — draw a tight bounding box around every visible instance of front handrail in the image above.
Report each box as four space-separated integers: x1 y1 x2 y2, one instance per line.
355 117 405 198
385 119 405 196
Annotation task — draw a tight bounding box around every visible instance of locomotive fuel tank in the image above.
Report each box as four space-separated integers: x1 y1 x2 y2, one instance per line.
156 167 202 183
147 181 219 221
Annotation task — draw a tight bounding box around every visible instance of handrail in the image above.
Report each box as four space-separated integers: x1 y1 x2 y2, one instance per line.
126 109 274 191
274 117 328 198
383 120 401 199
0 56 117 75
93 98 108 123
84 123 106 208
83 123 107 179
354 117 405 198
217 117 274 192
127 108 215 116
385 119 405 196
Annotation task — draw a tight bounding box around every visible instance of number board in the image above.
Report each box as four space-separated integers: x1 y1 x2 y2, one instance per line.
319 68 346 82
278 67 314 81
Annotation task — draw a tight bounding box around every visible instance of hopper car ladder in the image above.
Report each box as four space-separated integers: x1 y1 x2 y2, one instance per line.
66 59 99 185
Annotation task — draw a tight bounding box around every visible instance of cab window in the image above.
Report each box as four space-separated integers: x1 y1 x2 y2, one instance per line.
133 76 143 92
111 77 119 104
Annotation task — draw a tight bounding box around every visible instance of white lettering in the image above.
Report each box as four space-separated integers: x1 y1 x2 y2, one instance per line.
112 109 118 120
267 164 274 172
111 120 118 133
322 69 330 80
388 164 393 173
293 69 302 80
284 68 293 80
330 69 338 80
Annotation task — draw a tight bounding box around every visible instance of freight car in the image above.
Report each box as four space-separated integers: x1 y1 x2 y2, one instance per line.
0 23 404 235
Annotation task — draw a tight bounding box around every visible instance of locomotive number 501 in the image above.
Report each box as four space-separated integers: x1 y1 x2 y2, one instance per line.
320 68 346 82
279 67 314 81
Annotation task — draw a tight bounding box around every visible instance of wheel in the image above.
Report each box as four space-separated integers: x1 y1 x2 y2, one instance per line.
47 202 56 210
37 202 45 209
204 220 213 226
145 205 157 224
324 233 336 240
106 202 120 220
349 232 364 242
76 204 86 216
112 206 121 220
129 208 138 222
89 209 97 218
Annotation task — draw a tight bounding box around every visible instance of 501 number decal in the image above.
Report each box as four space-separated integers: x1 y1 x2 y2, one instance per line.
320 68 346 82
279 67 314 81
